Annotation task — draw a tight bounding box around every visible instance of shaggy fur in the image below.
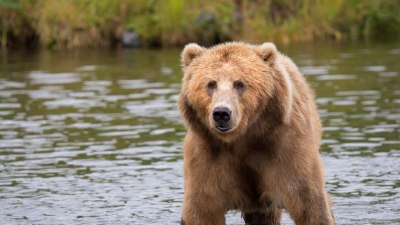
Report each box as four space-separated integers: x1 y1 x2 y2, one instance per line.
178 42 335 225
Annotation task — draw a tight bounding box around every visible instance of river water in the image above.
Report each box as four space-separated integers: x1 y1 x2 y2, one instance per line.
0 42 399 225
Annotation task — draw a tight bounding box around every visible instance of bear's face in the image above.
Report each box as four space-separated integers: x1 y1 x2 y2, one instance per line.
180 42 278 142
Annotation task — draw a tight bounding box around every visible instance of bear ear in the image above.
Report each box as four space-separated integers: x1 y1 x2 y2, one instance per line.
255 42 277 64
181 43 206 68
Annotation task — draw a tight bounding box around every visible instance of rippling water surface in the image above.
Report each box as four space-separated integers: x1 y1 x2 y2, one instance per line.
0 42 399 225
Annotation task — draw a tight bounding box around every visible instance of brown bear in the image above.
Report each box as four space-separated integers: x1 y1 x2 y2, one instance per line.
178 42 335 225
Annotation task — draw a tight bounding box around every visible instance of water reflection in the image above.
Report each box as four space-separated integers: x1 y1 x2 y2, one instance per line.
0 43 399 224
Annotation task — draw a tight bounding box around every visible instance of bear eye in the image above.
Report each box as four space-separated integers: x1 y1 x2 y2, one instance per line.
233 80 245 92
207 80 217 95
207 80 217 91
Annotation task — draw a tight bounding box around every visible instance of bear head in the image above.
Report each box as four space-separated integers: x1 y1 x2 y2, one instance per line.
179 42 285 143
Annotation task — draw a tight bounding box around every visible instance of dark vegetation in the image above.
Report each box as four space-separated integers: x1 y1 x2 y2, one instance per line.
1 0 399 49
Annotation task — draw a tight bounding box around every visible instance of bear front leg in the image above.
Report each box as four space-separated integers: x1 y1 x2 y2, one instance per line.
243 209 282 225
283 185 335 225
181 193 226 225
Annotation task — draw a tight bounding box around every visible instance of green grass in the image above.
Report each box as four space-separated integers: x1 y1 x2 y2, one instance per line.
1 0 399 49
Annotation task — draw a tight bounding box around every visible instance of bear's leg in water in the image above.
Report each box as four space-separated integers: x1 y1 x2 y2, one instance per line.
282 181 335 225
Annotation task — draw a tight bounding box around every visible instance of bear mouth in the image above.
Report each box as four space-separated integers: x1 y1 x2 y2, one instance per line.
216 126 231 133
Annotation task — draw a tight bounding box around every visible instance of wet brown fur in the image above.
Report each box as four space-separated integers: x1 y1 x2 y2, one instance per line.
179 42 335 225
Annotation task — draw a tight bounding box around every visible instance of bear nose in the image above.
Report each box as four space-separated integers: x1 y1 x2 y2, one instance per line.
213 107 231 123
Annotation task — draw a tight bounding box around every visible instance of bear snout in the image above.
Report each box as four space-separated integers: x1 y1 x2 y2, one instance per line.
212 106 232 132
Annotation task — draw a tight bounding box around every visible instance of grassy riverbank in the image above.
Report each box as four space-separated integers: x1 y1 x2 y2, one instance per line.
1 0 399 49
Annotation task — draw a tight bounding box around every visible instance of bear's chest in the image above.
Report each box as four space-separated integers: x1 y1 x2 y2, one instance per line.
201 138 280 208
